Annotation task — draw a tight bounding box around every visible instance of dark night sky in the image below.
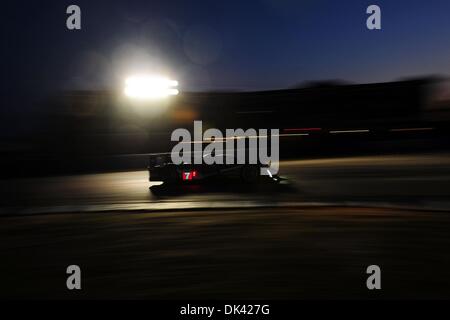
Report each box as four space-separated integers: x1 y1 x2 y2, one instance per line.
2 0 450 108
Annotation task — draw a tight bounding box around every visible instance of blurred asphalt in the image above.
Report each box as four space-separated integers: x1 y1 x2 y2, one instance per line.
1 206 450 299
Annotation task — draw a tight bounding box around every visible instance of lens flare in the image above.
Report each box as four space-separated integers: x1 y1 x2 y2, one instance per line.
124 75 179 99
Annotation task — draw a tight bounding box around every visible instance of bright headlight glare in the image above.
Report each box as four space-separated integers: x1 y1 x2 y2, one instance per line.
124 75 179 99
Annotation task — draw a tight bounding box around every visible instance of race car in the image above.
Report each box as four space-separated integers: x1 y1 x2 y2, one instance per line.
148 153 272 184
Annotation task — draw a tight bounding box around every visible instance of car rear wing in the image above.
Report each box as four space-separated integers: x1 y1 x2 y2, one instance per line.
148 153 172 168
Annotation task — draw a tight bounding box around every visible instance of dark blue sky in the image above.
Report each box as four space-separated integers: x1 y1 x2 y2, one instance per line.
3 0 450 98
